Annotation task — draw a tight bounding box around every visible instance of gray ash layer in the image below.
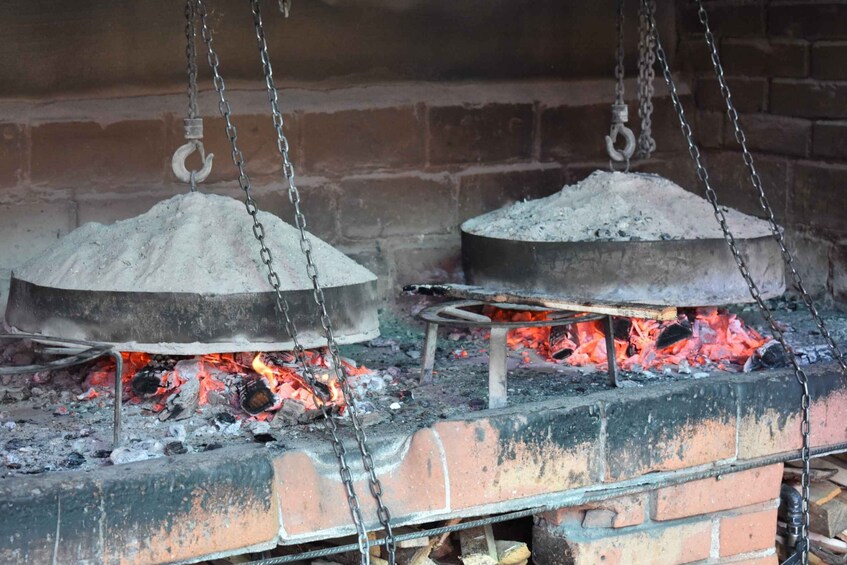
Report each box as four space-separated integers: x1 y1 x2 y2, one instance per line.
461 170 775 242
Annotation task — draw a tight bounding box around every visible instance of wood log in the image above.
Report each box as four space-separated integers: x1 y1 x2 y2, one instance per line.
495 540 531 565
459 524 497 564
403 283 677 320
809 482 847 537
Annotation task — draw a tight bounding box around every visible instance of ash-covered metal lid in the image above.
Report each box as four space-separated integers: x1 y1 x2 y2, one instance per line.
5 192 380 353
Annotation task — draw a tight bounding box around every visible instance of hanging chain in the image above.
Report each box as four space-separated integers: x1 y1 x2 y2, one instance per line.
172 0 213 191
185 0 199 121
643 2 814 562
248 2 397 562
635 0 656 159
614 0 625 107
606 0 636 170
193 2 376 563
694 0 847 375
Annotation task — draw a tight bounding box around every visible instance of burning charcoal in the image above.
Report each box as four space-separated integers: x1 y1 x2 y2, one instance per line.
131 369 164 397
612 318 632 341
164 441 187 455
276 399 307 425
240 376 277 415
655 319 694 350
63 452 85 468
212 411 236 425
743 341 788 372
548 326 576 360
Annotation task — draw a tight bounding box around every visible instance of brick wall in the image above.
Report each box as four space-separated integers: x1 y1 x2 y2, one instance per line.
678 0 847 304
533 465 782 564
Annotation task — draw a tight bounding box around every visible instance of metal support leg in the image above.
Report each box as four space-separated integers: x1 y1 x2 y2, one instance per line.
110 350 123 447
420 322 439 384
604 316 621 387
488 327 509 409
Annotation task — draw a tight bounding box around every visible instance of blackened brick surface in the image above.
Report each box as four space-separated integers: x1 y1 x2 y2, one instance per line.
429 104 534 165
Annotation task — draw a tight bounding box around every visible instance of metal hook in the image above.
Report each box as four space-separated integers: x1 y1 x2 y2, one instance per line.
171 140 214 185
605 123 637 164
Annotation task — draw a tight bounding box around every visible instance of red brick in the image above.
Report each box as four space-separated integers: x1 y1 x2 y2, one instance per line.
533 519 712 565
791 161 847 235
724 114 811 157
338 174 454 239
0 123 25 188
604 381 738 481
652 465 783 521
457 165 562 222
812 42 847 80
31 120 166 186
696 110 726 149
391 237 462 286
719 507 778 557
771 80 847 119
700 150 788 222
430 103 533 165
736 372 847 458
433 406 602 511
272 428 447 538
542 495 647 529
677 39 713 73
0 201 77 269
697 77 768 113
301 106 424 174
769 3 847 39
812 120 847 160
721 39 809 78
720 555 778 565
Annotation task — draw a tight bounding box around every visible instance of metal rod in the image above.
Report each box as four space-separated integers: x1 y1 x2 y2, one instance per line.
604 316 620 387
420 323 438 385
488 327 509 409
111 350 123 447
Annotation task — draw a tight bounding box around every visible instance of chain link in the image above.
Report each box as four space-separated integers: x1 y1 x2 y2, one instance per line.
248 2 396 562
193 2 375 562
185 0 199 120
613 0 625 106
635 0 656 159
643 2 816 562
694 1 847 376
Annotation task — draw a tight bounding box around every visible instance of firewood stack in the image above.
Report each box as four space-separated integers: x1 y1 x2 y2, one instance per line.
781 456 847 564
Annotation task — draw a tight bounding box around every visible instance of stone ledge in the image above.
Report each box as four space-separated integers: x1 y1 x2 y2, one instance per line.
0 364 844 563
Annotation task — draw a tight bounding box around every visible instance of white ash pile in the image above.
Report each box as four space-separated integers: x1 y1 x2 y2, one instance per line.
461 170 774 242
13 191 375 294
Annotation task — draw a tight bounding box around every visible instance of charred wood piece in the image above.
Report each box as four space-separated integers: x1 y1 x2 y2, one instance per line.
240 376 277 415
131 369 165 397
655 318 693 350
548 326 576 360
744 340 788 372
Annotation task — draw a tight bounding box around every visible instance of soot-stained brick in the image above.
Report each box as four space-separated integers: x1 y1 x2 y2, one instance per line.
604 380 737 481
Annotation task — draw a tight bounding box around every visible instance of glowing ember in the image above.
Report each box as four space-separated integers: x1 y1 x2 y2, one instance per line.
84 348 365 419
484 306 770 372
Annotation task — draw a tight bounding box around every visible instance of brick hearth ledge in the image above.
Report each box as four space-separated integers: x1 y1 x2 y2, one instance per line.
1 365 846 564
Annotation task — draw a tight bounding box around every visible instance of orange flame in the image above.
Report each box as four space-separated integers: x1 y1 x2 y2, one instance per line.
484 306 768 371
83 349 357 417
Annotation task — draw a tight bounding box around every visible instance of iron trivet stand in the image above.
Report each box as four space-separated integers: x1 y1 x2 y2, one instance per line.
407 284 677 409
0 333 124 446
